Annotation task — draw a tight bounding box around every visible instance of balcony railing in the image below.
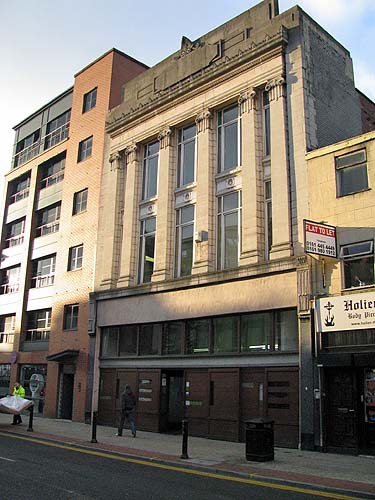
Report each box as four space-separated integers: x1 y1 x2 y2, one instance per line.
0 282 20 294
0 332 14 344
9 187 29 205
5 235 24 248
41 169 65 189
13 122 70 169
26 329 50 342
44 123 69 150
35 221 59 238
32 274 55 288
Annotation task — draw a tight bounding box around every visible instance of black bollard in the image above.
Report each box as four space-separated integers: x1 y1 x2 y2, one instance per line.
27 405 34 432
91 411 98 443
180 418 189 459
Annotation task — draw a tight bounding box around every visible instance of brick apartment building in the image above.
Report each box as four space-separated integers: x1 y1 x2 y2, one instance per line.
0 49 147 421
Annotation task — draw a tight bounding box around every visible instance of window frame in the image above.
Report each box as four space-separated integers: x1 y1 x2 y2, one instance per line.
142 141 159 200
262 91 271 158
217 104 241 173
35 203 61 237
340 240 374 289
68 244 83 271
177 123 197 187
138 217 156 284
175 204 195 277
264 179 272 259
82 87 97 113
217 190 242 270
31 254 56 288
335 149 369 197
77 136 93 162
26 309 51 341
72 189 88 215
63 304 79 331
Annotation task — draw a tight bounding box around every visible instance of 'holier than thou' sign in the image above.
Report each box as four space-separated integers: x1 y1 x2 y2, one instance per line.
315 292 375 332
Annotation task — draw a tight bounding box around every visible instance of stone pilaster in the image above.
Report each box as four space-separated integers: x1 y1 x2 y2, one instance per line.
151 127 175 282
238 88 263 266
99 151 125 289
192 110 215 274
266 76 293 259
117 144 141 287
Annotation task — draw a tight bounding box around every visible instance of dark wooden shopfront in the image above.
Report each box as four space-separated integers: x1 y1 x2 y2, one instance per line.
98 366 299 447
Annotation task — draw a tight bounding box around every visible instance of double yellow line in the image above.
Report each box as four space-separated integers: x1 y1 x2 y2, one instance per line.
0 431 365 500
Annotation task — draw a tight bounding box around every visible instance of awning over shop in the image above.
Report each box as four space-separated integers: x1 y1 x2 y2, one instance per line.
46 349 79 362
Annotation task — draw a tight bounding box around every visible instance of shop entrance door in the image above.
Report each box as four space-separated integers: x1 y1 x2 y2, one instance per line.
325 368 358 453
61 373 74 420
160 370 184 433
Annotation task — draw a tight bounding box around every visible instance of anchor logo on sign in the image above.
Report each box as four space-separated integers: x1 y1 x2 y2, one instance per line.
324 301 335 327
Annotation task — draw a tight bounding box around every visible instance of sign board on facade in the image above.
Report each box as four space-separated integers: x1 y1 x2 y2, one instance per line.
304 220 336 258
316 292 375 332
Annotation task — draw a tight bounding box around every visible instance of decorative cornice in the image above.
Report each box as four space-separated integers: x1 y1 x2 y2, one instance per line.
158 127 172 149
238 88 257 114
265 76 285 101
195 110 212 133
106 27 288 133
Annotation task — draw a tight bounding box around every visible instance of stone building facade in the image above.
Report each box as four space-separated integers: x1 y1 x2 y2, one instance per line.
90 0 364 447
0 49 147 421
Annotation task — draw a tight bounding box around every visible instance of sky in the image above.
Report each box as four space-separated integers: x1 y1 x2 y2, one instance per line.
0 0 374 195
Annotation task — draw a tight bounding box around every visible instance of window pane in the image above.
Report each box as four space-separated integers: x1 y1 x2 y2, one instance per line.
180 224 194 276
162 322 183 354
186 319 209 354
223 192 238 212
147 142 159 156
341 241 372 257
223 106 238 124
224 122 238 171
213 316 238 353
182 140 195 185
143 234 155 282
146 155 158 198
275 310 298 351
181 205 194 224
343 256 374 288
119 326 137 356
336 150 366 168
139 324 161 355
145 217 156 233
101 327 118 357
241 312 272 351
337 164 368 196
264 106 271 156
182 124 196 141
224 211 238 268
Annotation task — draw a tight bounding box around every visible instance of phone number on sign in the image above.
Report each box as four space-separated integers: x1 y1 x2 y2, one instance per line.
305 241 336 256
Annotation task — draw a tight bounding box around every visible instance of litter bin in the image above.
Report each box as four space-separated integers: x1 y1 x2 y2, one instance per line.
245 418 274 462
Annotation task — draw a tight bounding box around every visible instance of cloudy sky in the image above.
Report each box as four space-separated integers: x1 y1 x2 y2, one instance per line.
1 0 374 194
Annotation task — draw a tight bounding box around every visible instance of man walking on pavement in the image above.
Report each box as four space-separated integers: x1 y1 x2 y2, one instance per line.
116 385 137 437
12 381 25 425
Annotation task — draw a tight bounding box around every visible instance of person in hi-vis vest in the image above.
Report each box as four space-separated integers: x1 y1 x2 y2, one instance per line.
12 382 25 425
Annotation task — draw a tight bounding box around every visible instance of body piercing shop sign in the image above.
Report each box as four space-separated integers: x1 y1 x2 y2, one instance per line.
303 220 337 258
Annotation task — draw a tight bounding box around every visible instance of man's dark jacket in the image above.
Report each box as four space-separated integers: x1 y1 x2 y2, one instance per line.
121 388 136 411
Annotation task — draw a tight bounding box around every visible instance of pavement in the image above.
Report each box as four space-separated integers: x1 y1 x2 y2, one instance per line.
1 413 375 498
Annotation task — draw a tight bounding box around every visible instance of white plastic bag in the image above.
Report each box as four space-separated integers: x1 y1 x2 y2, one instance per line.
0 395 33 415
